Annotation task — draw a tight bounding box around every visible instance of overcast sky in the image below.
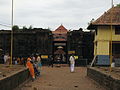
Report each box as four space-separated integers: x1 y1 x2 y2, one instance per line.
0 0 120 30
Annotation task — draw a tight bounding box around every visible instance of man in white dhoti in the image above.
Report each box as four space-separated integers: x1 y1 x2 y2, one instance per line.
69 55 75 72
4 54 8 64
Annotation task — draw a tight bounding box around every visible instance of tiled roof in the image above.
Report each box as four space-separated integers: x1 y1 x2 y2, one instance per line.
52 25 68 34
53 25 68 41
88 6 120 29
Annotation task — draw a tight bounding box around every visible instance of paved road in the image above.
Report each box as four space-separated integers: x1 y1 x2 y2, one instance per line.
16 66 106 90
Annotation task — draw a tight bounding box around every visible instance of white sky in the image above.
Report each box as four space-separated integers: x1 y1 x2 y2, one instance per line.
0 0 120 30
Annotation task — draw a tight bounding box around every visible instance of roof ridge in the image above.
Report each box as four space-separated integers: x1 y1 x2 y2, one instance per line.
53 25 68 33
92 6 120 25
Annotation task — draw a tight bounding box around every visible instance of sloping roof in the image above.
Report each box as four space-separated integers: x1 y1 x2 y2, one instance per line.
88 6 120 29
52 25 68 41
52 25 68 34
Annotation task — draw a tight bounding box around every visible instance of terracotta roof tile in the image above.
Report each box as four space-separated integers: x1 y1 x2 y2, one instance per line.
52 25 68 41
52 25 68 34
88 6 120 29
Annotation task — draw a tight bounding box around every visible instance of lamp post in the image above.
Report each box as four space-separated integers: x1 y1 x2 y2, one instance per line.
10 0 14 66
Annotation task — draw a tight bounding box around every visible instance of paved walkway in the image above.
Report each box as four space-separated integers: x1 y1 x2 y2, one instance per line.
16 66 106 90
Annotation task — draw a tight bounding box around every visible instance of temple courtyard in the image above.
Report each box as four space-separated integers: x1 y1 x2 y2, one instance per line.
15 66 105 90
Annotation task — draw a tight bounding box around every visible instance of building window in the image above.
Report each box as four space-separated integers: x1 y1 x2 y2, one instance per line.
115 26 120 34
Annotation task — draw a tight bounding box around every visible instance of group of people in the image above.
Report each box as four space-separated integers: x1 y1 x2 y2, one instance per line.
3 53 75 81
48 54 76 72
49 54 76 73
3 54 26 65
3 53 42 81
26 56 42 81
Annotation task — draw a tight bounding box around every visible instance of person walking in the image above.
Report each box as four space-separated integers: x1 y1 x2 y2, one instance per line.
37 55 42 70
49 55 53 67
69 55 75 73
26 57 35 81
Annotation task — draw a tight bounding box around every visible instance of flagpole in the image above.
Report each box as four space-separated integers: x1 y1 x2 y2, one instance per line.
110 0 113 72
10 0 14 66
111 0 113 6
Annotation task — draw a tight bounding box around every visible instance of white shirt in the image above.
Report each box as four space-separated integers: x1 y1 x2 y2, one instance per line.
37 56 41 62
69 56 75 64
4 55 8 63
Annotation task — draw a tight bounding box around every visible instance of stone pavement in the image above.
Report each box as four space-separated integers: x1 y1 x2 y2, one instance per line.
15 66 106 90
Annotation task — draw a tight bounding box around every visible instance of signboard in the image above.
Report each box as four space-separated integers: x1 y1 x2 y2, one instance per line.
41 55 48 59
74 56 78 60
68 51 75 54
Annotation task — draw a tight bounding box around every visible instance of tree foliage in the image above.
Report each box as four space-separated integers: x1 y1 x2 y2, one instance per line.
29 25 33 30
12 25 19 31
23 26 27 30
117 4 120 7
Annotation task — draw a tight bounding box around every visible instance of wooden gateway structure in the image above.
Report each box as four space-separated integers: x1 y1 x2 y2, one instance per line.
52 25 68 64
0 28 53 58
0 26 94 65
52 25 94 64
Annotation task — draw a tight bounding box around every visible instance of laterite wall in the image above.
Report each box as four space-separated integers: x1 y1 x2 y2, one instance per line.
0 69 30 90
87 67 120 90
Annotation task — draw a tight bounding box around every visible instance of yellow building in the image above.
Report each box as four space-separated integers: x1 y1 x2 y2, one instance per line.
87 5 120 65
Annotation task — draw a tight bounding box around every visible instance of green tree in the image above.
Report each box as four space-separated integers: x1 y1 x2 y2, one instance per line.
117 4 120 7
23 26 27 30
29 25 33 30
79 28 83 31
12 25 19 31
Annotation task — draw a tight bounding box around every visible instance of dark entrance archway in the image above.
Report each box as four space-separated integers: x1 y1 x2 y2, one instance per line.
53 41 67 64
